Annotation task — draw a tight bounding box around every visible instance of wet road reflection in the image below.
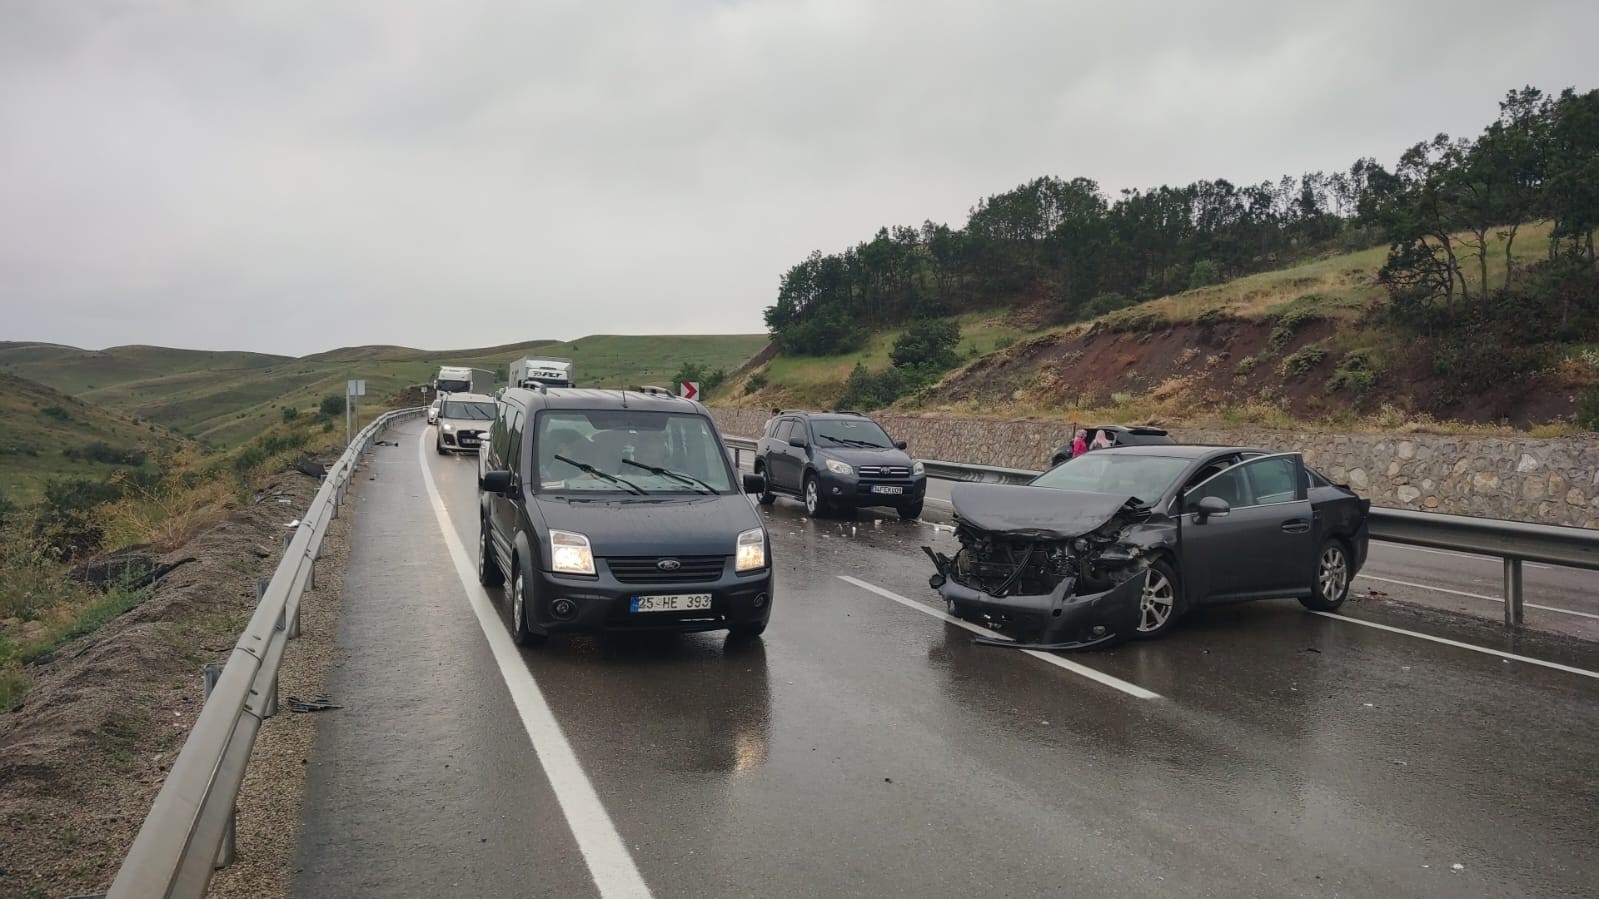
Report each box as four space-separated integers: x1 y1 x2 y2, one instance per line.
407 422 1599 899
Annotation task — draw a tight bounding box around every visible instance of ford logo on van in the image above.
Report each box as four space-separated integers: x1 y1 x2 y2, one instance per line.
657 559 682 571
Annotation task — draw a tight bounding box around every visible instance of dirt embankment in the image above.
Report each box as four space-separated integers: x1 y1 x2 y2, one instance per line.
937 315 1586 427
0 465 333 899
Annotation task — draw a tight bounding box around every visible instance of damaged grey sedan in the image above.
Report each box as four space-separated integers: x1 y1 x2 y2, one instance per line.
924 446 1371 650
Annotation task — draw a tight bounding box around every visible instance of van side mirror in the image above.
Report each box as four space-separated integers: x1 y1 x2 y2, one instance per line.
1193 495 1230 521
788 436 806 449
894 440 908 451
481 470 513 495
742 472 766 495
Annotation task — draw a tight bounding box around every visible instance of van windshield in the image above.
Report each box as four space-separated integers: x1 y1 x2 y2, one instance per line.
535 410 735 494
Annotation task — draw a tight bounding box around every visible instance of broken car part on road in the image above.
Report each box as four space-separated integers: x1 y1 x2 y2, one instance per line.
924 483 1152 650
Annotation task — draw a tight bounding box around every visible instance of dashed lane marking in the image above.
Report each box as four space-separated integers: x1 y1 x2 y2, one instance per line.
837 575 1161 700
1310 611 1599 680
1357 573 1599 621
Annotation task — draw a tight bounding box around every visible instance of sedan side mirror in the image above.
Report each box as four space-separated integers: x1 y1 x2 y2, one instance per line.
742 472 767 495
1194 495 1231 521
894 440 908 451
788 436 807 449
481 469 513 495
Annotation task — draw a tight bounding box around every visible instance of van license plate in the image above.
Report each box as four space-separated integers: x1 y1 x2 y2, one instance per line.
871 485 904 495
630 594 713 613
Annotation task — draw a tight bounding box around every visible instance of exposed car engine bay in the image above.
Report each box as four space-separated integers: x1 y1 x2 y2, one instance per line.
923 484 1154 650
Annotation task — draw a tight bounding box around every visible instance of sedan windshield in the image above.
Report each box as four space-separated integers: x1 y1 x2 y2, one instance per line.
536 410 734 494
442 401 495 420
1030 454 1190 506
812 419 893 449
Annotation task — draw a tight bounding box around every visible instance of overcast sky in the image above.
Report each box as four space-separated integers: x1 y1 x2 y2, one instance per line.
2 0 1596 357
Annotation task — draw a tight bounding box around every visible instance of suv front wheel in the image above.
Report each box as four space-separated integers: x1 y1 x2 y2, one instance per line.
803 474 828 517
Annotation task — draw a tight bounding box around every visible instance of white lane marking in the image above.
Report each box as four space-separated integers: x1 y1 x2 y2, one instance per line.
1357 574 1599 621
1376 543 1550 570
1309 612 1599 680
417 433 652 899
837 575 1161 700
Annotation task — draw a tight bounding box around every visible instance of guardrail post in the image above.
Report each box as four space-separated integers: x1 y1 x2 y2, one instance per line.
1503 558 1524 628
287 601 302 640
200 663 237 870
255 576 269 606
262 673 278 719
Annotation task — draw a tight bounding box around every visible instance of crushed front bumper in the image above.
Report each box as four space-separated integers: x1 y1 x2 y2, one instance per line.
924 548 1144 650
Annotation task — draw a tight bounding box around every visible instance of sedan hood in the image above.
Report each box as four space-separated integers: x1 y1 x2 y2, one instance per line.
532 494 761 557
950 483 1141 541
820 446 915 468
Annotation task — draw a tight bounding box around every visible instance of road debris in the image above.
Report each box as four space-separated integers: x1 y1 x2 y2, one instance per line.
287 694 343 713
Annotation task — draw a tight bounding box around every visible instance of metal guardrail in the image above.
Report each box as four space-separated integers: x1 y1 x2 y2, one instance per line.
723 436 1599 628
104 407 424 899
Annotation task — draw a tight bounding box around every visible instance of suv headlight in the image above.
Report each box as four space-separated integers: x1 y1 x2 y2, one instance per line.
735 528 766 572
825 459 853 476
550 530 595 575
912 460 925 476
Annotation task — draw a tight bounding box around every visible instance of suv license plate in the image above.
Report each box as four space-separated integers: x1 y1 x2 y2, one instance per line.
630 594 713 613
871 485 904 495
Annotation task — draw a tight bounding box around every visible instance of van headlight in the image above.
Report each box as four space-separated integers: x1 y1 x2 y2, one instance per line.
912 460 925 476
550 530 595 575
442 422 454 431
735 528 767 572
825 459 853 476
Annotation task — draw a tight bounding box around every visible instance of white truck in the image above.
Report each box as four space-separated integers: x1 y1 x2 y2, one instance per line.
509 357 575 389
434 366 494 395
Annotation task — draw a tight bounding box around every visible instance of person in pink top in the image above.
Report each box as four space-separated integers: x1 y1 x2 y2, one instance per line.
1071 429 1088 459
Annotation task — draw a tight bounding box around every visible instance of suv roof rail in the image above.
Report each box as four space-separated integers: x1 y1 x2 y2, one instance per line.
828 410 865 416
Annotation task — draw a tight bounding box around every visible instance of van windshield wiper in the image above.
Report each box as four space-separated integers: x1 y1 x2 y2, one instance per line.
620 459 716 494
552 454 646 495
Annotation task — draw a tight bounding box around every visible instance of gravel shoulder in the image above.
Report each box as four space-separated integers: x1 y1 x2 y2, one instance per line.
0 464 340 899
207 472 362 899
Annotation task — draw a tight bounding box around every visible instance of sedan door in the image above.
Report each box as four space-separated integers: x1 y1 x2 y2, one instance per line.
1179 453 1315 602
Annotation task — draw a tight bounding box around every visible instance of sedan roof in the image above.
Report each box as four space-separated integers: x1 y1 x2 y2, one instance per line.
1086 444 1262 459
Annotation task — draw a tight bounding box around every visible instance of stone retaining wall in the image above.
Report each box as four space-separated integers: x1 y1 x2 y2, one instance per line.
709 407 1599 527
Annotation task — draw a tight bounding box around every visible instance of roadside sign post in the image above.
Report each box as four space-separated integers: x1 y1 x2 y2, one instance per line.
346 379 366 448
680 381 700 401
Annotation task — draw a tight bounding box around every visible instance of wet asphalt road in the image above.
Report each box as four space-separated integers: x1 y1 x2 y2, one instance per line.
294 420 1599 898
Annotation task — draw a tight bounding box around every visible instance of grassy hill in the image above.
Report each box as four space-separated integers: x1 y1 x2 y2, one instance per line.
0 373 191 505
0 334 769 447
725 222 1599 431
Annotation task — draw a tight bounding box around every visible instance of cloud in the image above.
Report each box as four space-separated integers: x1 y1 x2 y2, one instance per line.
2 0 1597 355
